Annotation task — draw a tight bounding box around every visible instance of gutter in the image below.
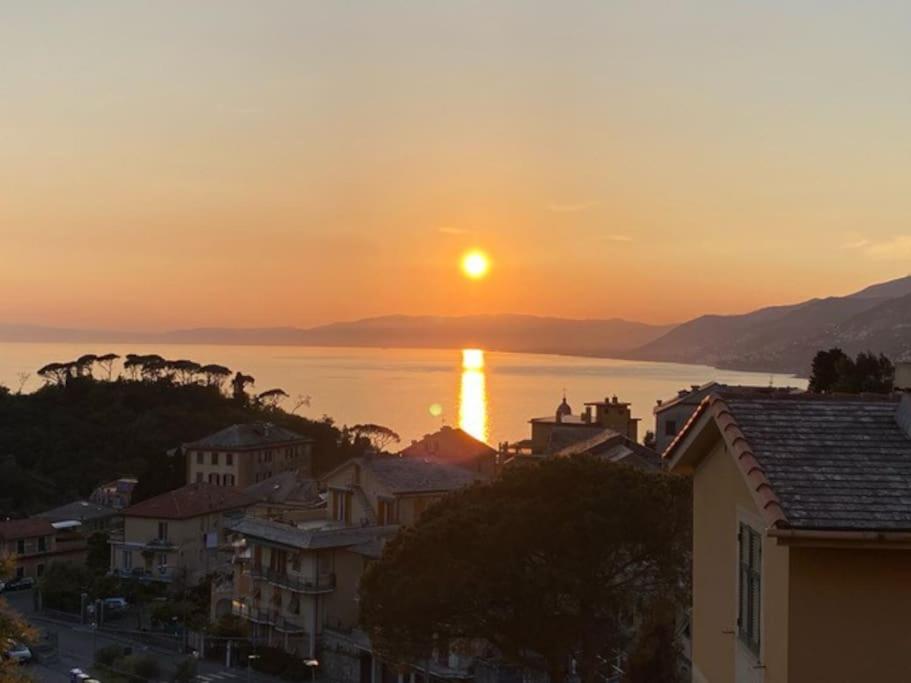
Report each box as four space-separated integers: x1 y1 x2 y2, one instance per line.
768 528 911 546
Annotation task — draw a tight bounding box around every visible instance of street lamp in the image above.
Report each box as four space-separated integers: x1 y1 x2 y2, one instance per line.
246 654 261 683
305 658 319 683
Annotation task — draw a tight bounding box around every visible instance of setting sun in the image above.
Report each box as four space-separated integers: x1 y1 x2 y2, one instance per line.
461 250 491 280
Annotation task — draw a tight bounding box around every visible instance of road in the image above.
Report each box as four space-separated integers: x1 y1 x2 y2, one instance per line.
2 589 280 683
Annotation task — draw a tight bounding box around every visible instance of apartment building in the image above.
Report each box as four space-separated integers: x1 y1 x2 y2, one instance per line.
184 423 313 488
0 517 88 581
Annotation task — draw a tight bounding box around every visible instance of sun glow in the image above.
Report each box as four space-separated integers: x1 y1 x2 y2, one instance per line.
461 250 490 280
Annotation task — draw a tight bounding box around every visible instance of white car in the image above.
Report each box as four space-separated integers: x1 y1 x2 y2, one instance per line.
4 639 32 664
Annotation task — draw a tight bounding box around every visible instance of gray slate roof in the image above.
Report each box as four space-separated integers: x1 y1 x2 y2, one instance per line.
554 428 661 469
185 423 309 450
228 516 397 550
37 500 117 523
725 395 911 531
244 471 321 506
363 455 482 494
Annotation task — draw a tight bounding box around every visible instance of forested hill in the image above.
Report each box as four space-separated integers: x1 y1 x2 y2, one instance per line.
0 377 366 516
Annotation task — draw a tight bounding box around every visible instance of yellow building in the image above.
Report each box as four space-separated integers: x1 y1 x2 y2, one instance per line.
184 423 313 489
0 518 87 583
667 392 911 683
110 482 255 585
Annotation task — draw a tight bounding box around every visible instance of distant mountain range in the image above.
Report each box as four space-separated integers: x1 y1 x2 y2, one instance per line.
4 276 911 375
628 275 911 373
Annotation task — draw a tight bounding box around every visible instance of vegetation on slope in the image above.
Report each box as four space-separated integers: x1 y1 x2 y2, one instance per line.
0 353 369 516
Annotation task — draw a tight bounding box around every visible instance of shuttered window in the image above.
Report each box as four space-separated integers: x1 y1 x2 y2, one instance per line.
738 523 762 653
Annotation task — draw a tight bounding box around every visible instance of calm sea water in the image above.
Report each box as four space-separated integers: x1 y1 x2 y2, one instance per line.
0 343 804 447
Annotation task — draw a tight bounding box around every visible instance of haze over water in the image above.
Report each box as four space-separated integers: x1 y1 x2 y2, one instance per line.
0 343 804 447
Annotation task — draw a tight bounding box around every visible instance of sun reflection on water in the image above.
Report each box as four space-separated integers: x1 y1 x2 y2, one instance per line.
459 348 489 442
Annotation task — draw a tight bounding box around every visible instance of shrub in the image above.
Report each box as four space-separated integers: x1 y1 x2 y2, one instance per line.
118 654 162 682
94 644 125 668
174 657 198 683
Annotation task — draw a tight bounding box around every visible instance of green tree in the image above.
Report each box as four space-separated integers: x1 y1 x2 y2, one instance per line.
39 561 94 612
86 531 111 575
809 348 893 393
360 457 691 683
0 557 37 682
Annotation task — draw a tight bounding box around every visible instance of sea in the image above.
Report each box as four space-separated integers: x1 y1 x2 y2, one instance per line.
0 343 804 447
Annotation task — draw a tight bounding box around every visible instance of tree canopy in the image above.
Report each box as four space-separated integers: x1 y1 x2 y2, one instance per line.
360 457 691 683
350 423 401 452
809 348 894 393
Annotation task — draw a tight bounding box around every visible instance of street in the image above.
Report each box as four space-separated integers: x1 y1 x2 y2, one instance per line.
2 589 281 683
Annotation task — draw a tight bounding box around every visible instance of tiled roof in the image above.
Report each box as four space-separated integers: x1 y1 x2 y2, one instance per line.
365 455 482 494
38 500 117 523
121 483 255 519
400 426 496 463
554 428 661 469
0 517 56 541
185 423 310 450
227 516 398 550
244 471 321 506
668 393 911 531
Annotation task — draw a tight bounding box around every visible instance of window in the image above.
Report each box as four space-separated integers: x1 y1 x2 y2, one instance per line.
196 472 204 483
211 452 219 465
378 499 398 525
196 452 203 465
289 594 300 615
16 539 24 555
158 553 168 567
15 567 24 579
123 550 133 570
332 490 352 523
37 564 45 577
738 523 762 653
664 420 677 436
209 473 220 485
38 536 47 552
224 474 235 486
158 521 169 541
226 453 233 466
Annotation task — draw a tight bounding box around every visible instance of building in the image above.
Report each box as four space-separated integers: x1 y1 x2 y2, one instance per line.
90 477 138 510
184 423 313 488
0 517 88 581
110 483 255 585
653 383 803 454
322 454 483 527
666 390 911 683
400 425 498 477
244 470 325 522
223 516 398 658
37 500 120 534
552 428 661 470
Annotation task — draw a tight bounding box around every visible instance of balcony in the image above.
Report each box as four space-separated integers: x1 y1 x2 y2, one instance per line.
232 604 306 634
249 567 336 594
110 566 178 583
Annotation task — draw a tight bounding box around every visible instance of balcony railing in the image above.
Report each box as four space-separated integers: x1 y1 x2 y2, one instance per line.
232 604 307 634
249 567 336 594
110 566 178 582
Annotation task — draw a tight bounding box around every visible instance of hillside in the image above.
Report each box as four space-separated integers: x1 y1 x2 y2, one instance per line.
630 275 911 373
0 378 366 516
0 315 674 357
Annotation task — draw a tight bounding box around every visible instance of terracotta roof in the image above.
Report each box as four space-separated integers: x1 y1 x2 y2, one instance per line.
185 423 310 451
121 483 255 520
399 426 496 464
666 392 911 532
0 517 56 541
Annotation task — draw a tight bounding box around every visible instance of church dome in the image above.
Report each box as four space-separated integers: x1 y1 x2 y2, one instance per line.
556 395 572 417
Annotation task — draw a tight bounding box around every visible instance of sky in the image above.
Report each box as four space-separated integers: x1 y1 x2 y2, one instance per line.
3 1 911 331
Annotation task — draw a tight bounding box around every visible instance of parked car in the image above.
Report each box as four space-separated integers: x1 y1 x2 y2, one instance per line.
3 577 35 591
3 639 32 664
0 580 6 592
103 597 128 612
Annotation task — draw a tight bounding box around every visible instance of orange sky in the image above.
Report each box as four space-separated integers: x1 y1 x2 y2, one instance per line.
3 2 911 330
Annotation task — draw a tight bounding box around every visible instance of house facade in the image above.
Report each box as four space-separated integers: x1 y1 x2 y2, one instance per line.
321 454 483 527
223 516 397 658
110 482 255 585
0 518 88 581
184 423 313 488
667 391 911 682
